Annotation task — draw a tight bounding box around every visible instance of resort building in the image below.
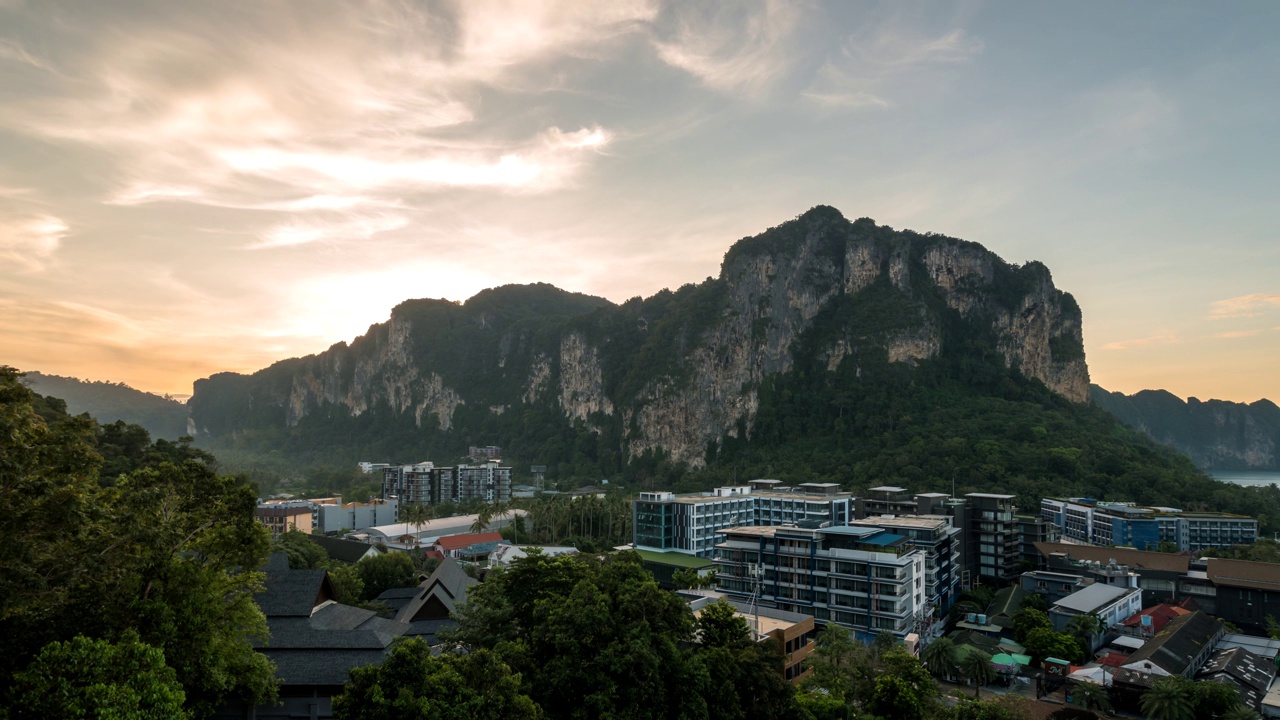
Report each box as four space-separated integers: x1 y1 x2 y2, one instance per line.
851 514 962 612
382 461 512 506
632 480 854 558
1040 497 1257 552
713 524 928 642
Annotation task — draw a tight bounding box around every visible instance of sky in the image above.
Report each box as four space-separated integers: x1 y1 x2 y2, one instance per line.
1 1 1277 403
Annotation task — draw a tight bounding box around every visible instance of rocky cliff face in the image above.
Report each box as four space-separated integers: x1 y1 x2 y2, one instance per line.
190 208 1091 468
1092 386 1279 471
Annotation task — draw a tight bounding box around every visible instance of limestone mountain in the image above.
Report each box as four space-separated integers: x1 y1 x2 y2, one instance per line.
1091 386 1279 471
190 206 1089 472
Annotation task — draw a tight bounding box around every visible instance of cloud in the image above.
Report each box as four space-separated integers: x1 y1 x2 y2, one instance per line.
0 1 644 242
249 213 409 250
651 0 804 98
0 39 55 72
1209 293 1280 319
803 25 983 109
0 207 67 272
1102 334 1178 351
1213 330 1264 339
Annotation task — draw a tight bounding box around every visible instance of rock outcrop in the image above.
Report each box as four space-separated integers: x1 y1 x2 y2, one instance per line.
190 208 1091 467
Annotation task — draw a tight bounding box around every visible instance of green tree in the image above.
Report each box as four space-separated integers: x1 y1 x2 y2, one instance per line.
356 551 417 602
273 529 328 569
7 632 188 720
1194 680 1245 718
1070 681 1113 715
1066 612 1106 655
959 648 996 699
938 696 1035 720
333 642 539 720
922 637 960 679
801 623 873 704
674 567 718 590
1022 593 1049 612
1011 607 1052 644
325 562 366 606
697 599 751 649
1140 675 1197 720
399 502 432 545
471 505 494 534
1023 627 1083 664
1221 706 1261 720
869 675 927 720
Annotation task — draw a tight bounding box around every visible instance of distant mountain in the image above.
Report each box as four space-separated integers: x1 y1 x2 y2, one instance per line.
183 206 1280 533
21 371 190 441
1091 385 1280 471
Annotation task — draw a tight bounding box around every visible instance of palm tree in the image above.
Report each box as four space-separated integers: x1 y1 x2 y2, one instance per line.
1140 675 1196 720
1221 706 1261 720
921 638 959 680
1071 681 1113 716
959 648 995 699
471 505 494 534
1067 612 1108 655
400 502 430 547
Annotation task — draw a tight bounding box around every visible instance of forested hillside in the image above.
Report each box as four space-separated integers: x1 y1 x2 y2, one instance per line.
21 371 189 440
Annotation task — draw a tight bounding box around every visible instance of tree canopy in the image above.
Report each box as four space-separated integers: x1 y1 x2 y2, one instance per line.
0 366 277 717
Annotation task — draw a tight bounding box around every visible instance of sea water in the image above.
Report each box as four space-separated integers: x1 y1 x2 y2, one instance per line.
1210 470 1280 487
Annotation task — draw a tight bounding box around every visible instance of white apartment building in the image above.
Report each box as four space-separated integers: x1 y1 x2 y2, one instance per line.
633 480 855 558
714 524 928 642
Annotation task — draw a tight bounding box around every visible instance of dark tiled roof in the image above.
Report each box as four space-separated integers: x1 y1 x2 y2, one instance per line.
1123 611 1223 676
1196 647 1274 710
262 649 389 687
257 554 333 617
254 553 410 687
1205 558 1280 592
404 618 457 644
1035 542 1190 573
392 558 478 623
309 534 379 564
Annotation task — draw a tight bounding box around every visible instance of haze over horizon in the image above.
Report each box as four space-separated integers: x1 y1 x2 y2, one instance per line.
2 1 1277 402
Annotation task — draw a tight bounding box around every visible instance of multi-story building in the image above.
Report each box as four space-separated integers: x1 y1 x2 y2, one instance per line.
382 462 439 505
856 486 950 518
382 461 511 506
255 504 314 537
1040 497 1257 552
851 515 962 613
316 498 399 534
965 493 1020 585
452 462 512 504
1015 513 1059 568
714 524 928 642
632 480 855 558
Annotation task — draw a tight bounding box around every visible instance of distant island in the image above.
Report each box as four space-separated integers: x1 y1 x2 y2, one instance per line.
1091 385 1279 472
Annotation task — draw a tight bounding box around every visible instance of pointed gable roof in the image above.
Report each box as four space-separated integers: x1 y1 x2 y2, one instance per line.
387 558 479 624
257 553 336 617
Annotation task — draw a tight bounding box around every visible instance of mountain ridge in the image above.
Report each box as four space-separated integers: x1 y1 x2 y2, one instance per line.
189 206 1089 470
1091 384 1280 471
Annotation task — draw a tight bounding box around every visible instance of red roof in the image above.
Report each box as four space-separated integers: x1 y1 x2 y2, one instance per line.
435 532 503 551
1121 603 1192 633
1099 653 1131 667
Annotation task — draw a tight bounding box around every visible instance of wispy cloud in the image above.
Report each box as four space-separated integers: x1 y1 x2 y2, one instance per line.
1102 334 1178 351
1213 329 1264 339
804 25 983 109
249 213 409 250
1209 293 1280 319
651 0 805 98
0 1 643 244
0 204 67 272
